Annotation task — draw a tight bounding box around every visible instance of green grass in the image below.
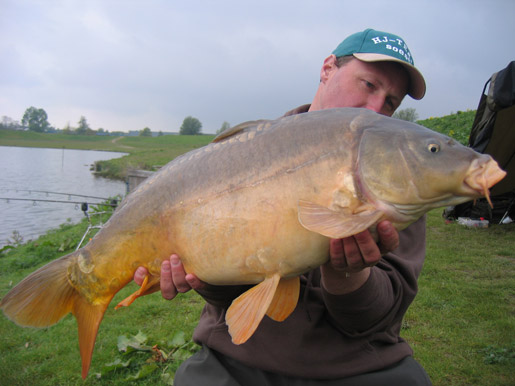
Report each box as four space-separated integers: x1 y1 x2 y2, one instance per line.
417 109 476 145
0 130 129 151
403 213 515 386
93 135 215 180
0 210 513 385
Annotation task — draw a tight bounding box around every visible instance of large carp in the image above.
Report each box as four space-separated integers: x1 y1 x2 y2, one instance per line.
0 108 506 378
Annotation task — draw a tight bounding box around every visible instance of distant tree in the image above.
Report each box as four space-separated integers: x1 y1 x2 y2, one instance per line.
180 116 202 135
216 121 231 135
1 116 12 129
393 107 419 122
76 116 91 135
158 131 164 136
62 122 73 134
140 127 152 137
0 116 22 130
21 107 50 132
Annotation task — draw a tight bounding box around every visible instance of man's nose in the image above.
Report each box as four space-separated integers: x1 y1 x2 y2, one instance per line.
364 97 384 114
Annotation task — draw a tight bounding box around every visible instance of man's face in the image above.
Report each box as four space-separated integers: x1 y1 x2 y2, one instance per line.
312 56 409 117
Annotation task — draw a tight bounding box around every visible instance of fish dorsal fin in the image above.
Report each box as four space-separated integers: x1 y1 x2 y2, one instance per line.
298 200 383 239
212 120 268 142
266 276 300 321
226 274 281 344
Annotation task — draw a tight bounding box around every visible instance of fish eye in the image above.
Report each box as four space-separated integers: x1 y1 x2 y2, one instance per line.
428 143 440 153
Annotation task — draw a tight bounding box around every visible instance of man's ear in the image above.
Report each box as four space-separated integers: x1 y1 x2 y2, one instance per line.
320 54 338 84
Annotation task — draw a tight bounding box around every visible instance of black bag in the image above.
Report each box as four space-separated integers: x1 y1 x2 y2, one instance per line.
445 61 515 224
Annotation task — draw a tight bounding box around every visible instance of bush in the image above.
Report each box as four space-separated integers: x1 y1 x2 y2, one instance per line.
417 110 476 145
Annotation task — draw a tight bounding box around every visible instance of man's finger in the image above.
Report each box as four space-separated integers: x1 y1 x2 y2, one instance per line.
170 254 192 293
134 266 148 286
185 273 207 291
377 221 399 253
329 238 347 270
353 231 381 266
160 259 178 300
342 235 367 269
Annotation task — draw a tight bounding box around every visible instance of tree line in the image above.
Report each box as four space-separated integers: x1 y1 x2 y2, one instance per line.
2 105 421 137
0 106 218 136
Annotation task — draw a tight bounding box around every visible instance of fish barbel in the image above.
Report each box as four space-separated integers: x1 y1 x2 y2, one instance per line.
0 108 506 378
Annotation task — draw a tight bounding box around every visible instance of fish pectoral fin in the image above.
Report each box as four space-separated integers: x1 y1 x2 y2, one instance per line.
226 274 281 345
266 276 300 321
298 200 383 238
115 274 160 309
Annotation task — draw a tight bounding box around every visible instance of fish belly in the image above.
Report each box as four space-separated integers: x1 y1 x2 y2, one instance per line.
170 181 330 285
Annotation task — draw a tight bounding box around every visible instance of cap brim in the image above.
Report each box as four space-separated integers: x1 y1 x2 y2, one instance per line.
353 53 426 100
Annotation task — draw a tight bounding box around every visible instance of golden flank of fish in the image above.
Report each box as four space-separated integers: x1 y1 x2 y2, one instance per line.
0 108 506 378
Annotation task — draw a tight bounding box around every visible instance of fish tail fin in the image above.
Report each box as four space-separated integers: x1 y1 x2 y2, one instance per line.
0 253 77 327
0 250 110 379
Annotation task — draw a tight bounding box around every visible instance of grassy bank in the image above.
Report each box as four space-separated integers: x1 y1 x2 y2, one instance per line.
0 130 215 180
0 209 513 385
92 134 215 180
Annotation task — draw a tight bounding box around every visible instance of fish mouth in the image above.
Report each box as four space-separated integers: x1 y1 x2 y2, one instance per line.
463 156 506 207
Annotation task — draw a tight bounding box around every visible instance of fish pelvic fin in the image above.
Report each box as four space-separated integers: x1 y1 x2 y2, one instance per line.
115 273 160 309
226 274 281 345
266 276 300 322
298 200 383 239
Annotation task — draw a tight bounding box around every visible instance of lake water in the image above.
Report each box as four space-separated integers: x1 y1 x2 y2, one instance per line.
0 146 127 247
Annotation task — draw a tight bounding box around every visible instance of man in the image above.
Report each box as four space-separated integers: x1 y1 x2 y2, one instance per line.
135 28 432 385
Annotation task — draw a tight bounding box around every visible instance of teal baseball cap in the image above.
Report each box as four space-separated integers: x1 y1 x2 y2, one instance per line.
332 28 426 99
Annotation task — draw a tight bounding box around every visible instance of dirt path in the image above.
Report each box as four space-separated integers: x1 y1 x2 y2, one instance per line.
111 136 135 150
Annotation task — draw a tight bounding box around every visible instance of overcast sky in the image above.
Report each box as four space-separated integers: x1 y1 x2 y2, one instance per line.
1 0 514 134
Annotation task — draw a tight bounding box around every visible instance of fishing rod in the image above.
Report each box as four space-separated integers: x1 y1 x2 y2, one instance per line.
0 188 114 201
0 197 119 207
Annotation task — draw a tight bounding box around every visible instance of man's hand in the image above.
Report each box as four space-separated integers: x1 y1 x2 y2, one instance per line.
329 220 399 272
321 221 399 294
133 254 205 300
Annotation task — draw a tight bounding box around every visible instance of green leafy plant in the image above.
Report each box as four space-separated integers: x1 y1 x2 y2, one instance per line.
5 230 24 247
98 330 200 384
480 345 515 365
